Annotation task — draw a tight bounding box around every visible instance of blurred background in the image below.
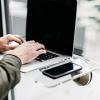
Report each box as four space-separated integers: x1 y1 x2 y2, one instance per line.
75 0 100 64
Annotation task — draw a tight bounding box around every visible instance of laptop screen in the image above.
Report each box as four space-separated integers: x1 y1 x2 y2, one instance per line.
26 0 77 56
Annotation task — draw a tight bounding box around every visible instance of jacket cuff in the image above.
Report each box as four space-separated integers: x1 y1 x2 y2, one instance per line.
2 54 22 69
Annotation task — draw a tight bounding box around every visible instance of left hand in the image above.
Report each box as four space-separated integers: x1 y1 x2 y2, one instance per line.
6 41 46 64
0 34 24 53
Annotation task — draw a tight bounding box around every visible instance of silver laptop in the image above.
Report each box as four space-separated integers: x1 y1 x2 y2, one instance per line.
21 0 78 72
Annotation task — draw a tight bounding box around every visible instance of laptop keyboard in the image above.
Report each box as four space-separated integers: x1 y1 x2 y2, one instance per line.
36 51 59 62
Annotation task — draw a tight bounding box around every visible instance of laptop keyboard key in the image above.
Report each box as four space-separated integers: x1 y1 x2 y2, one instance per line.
36 51 58 62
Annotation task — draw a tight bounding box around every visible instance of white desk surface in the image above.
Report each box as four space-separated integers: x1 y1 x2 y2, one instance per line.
12 55 98 100
13 70 100 100
14 71 75 100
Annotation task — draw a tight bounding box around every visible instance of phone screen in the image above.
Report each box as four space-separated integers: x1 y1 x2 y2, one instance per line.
42 62 82 79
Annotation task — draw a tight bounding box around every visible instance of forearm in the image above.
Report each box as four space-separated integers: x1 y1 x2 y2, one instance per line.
0 54 22 100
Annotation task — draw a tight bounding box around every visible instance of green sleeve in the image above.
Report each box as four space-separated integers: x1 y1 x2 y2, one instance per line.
0 54 22 100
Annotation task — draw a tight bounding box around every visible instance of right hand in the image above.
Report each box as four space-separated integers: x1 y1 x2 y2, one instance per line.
0 34 24 53
6 41 46 64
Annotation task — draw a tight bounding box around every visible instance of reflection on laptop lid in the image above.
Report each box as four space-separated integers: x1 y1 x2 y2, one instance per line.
26 0 77 57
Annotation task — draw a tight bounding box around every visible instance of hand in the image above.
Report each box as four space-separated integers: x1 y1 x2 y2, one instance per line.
0 34 24 53
6 41 46 64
